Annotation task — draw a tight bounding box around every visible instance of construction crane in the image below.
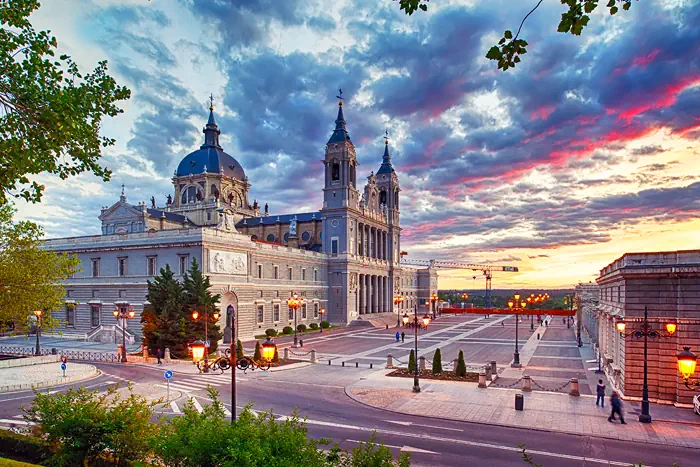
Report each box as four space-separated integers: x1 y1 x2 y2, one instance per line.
399 258 519 308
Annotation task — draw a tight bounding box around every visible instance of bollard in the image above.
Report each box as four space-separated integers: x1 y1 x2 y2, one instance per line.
515 393 524 411
386 324 389 329
490 360 497 375
310 349 317 363
485 364 492 380
118 344 123 360
342 361 345 367
283 348 290 360
328 359 331 365
522 375 532 392
478 372 487 388
569 378 580 397
299 339 304 347
142 346 149 359
356 362 359 368
537 333 540 340
164 348 171 362
419 356 426 371
386 355 394 369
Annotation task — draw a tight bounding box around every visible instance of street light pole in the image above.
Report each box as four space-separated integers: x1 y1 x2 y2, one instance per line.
287 293 303 348
230 308 237 422
509 294 525 368
113 308 135 363
34 310 42 356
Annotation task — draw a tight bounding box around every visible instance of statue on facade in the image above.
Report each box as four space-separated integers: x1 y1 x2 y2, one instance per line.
150 196 156 209
196 190 203 201
213 187 220 201
264 203 269 216
166 194 172 205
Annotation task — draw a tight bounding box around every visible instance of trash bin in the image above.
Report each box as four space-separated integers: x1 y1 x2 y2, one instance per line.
515 393 524 411
51 348 57 355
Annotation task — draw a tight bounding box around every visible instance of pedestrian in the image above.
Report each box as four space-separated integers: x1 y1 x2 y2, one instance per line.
401 332 405 343
563 318 566 325
395 331 400 342
596 379 605 407
156 347 162 365
608 391 626 424
501 321 505 327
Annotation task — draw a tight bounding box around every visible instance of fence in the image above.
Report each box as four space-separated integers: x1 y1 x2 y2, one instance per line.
0 346 120 363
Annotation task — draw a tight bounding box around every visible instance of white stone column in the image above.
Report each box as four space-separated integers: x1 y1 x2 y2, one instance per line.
359 274 364 314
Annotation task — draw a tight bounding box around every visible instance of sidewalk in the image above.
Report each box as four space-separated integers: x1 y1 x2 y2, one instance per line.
345 370 700 449
0 362 98 393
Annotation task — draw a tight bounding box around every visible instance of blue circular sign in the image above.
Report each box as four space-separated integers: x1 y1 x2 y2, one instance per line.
60 363 66 371
164 370 173 380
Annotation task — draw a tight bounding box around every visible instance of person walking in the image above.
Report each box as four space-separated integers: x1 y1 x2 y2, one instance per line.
608 391 626 424
156 347 162 365
401 332 405 343
596 379 606 407
395 331 400 342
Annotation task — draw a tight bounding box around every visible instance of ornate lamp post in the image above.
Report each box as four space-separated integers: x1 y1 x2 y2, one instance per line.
507 294 527 368
287 293 304 348
393 295 404 327
33 310 43 356
191 340 206 363
113 307 135 363
319 307 325 333
677 347 699 390
192 307 220 373
461 292 469 309
616 305 677 423
430 293 438 319
262 337 277 361
403 304 431 393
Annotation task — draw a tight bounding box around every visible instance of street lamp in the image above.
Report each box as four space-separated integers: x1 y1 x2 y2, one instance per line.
262 337 277 362
404 305 431 393
191 340 206 363
461 292 469 309
430 293 438 319
113 307 135 363
33 310 43 356
616 305 677 423
287 293 304 348
191 306 220 373
677 347 699 390
507 294 527 368
319 307 326 333
394 295 404 327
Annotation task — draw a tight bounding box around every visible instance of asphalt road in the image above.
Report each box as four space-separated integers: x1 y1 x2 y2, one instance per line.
1 363 697 467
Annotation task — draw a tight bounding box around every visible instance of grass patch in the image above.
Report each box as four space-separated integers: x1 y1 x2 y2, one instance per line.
387 368 480 382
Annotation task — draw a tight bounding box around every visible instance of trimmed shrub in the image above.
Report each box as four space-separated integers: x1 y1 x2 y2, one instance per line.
320 320 331 329
282 326 294 335
253 341 262 362
265 328 277 337
432 348 442 375
272 346 280 363
309 323 319 330
408 349 416 375
236 339 244 359
455 350 467 377
297 324 307 332
0 430 50 465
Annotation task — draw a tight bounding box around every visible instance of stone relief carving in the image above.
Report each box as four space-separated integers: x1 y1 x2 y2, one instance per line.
350 272 358 291
209 250 247 275
394 277 400 293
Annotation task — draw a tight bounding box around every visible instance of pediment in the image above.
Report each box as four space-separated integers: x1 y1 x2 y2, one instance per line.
99 201 144 222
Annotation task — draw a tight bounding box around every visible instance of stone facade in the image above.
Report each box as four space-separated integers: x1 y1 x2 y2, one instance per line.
592 250 700 406
42 100 437 343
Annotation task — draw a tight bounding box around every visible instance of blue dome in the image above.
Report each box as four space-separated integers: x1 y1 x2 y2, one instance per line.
175 106 246 180
176 147 246 179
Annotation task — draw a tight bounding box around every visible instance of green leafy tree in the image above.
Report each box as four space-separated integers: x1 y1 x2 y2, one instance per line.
0 203 79 327
0 0 130 204
254 341 262 362
142 265 189 358
396 0 637 71
455 350 467 377
23 385 157 467
432 348 442 375
183 258 223 353
236 338 244 359
408 349 416 375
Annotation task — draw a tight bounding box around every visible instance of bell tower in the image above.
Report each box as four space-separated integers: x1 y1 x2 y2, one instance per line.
376 131 401 264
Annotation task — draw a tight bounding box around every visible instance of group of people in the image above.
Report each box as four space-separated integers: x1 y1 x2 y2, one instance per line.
395 331 406 343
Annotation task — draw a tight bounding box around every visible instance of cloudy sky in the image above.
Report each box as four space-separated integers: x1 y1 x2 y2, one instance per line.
17 0 700 289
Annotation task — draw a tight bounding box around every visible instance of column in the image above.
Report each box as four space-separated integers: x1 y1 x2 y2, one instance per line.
359 224 364 257
365 225 370 257
382 276 387 313
379 276 384 313
372 275 378 313
364 274 369 314
359 274 364 314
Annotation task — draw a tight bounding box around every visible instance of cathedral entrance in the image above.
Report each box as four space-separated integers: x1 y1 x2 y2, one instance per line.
221 292 238 345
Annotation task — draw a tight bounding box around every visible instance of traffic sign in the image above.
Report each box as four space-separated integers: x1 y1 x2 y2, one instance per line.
164 370 173 380
60 363 66 371
204 340 210 348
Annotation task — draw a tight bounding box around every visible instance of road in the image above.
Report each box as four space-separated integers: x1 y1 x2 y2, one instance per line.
1 362 697 467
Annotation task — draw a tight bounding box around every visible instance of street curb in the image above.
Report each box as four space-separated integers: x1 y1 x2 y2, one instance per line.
342 379 700 451
0 364 99 393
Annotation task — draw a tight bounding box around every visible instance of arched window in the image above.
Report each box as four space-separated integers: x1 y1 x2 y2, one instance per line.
181 186 201 204
380 190 387 205
332 161 340 181
251 235 258 240
284 232 290 243
394 189 399 209
266 234 276 242
301 231 311 242
350 165 356 187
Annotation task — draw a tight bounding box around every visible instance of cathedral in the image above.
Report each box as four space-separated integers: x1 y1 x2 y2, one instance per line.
43 98 436 343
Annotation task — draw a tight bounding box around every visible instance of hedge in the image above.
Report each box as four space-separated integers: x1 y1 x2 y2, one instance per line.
0 431 50 465
309 323 319 330
296 324 307 332
282 326 294 335
265 328 277 337
320 321 331 329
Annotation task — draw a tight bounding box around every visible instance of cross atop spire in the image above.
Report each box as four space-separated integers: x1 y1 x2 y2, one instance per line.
203 98 222 149
120 184 127 202
327 87 351 144
336 87 344 106
377 129 395 175
209 93 214 110
384 128 389 145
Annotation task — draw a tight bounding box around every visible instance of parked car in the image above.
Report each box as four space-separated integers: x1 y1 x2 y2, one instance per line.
694 394 700 416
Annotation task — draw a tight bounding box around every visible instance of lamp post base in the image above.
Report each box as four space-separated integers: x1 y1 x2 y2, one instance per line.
639 413 652 424
412 384 421 393
510 362 522 368
511 352 521 368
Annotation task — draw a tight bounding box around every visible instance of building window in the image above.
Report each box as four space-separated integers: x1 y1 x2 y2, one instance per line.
288 267 293 280
266 234 275 242
313 269 318 281
65 305 75 327
147 257 157 276
91 259 100 277
302 303 307 319
288 306 294 321
258 264 263 279
331 237 339 256
91 305 100 327
118 258 127 276
332 162 340 181
284 232 290 243
257 305 264 324
302 268 306 281
302 231 311 242
179 255 188 275
274 265 279 279
273 304 280 322
617 287 621 302
314 303 319 318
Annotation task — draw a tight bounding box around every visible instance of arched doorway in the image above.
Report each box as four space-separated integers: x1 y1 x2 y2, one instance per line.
221 292 238 345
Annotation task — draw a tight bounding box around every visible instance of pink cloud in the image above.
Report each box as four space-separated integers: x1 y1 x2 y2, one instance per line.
531 105 555 121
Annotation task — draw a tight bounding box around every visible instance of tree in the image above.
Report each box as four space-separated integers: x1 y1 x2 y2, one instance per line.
236 338 244 359
254 341 262 362
408 349 416 374
432 348 442 375
0 203 79 327
142 265 188 358
455 350 467 377
396 0 637 71
0 0 130 205
183 258 223 353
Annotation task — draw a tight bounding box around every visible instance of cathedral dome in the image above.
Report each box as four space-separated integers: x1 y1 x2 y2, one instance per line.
175 105 246 180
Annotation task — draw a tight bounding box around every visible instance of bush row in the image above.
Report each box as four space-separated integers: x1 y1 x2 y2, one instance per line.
266 321 330 337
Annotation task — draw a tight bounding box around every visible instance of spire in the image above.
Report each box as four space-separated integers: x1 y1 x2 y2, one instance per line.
377 129 395 175
327 87 351 144
202 94 222 149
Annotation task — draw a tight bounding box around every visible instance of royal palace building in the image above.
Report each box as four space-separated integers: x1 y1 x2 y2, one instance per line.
42 99 437 344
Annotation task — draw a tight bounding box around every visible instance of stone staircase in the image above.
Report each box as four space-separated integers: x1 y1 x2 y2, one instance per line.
350 312 401 328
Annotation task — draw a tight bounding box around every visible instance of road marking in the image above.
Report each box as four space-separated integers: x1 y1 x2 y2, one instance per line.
382 420 462 432
346 439 439 455
586 359 597 363
170 401 181 414
223 406 232 417
588 366 600 371
189 396 203 413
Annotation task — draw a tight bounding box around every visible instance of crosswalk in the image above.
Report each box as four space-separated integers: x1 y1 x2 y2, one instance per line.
155 373 244 395
158 394 233 418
